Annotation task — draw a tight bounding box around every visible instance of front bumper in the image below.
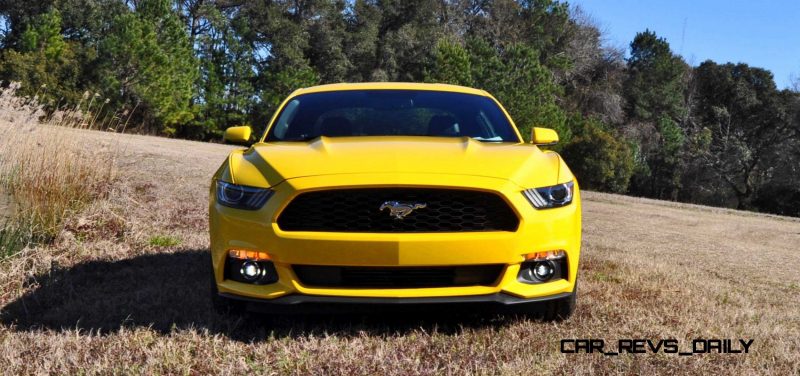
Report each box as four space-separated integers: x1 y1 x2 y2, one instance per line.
210 173 581 302
220 291 575 314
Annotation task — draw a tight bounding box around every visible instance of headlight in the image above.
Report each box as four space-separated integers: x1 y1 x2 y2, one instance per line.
215 180 273 210
523 181 574 209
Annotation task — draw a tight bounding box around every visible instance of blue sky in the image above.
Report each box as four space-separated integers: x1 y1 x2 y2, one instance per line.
572 0 800 89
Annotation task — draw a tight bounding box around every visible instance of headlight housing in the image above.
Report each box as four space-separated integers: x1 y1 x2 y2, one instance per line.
215 180 273 210
523 181 574 209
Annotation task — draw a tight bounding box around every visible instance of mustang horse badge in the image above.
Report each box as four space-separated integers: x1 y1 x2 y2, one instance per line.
380 201 427 220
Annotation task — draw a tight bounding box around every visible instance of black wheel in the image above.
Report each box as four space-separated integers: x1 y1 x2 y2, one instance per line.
209 256 246 315
515 282 577 321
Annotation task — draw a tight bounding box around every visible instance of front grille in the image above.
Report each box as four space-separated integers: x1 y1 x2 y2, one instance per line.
293 265 505 288
277 188 519 232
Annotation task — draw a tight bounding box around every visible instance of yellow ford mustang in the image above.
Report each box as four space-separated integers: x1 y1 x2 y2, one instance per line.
209 83 581 319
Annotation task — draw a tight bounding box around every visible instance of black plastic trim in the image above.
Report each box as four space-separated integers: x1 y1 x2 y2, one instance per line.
219 291 572 309
292 264 505 288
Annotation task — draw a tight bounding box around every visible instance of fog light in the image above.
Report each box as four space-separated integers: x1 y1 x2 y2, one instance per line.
240 261 263 281
532 261 555 281
518 253 566 284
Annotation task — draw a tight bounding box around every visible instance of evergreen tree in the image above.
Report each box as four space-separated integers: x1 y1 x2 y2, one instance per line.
467 38 566 142
98 0 197 134
426 40 473 86
0 9 84 107
624 30 689 199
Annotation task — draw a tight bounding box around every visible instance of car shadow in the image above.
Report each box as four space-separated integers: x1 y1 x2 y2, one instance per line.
0 250 518 342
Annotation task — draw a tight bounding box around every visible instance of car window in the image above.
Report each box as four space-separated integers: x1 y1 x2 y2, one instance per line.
265 90 520 142
272 99 300 139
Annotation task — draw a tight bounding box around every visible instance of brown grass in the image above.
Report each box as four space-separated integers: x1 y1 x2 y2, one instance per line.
0 83 121 254
0 105 798 374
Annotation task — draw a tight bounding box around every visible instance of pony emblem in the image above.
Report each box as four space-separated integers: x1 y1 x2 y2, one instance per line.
379 201 427 220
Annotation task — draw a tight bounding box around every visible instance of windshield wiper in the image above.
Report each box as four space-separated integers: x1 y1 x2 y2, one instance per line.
472 136 504 142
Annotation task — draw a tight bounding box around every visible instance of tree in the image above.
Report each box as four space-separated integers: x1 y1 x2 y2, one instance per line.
306 0 351 83
466 38 567 142
343 0 382 81
0 0 54 49
187 3 257 139
0 9 85 108
236 0 321 127
425 39 473 86
691 61 797 209
464 0 571 70
623 30 689 199
560 115 634 192
753 87 800 216
559 7 626 125
98 0 197 134
368 0 443 81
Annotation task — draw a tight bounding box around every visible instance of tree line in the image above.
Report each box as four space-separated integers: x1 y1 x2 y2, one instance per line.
1 0 799 216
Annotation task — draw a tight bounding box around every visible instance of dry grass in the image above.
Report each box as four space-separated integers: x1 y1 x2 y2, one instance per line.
0 107 798 374
0 83 122 255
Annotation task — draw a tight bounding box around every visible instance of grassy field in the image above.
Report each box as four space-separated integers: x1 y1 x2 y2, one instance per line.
0 123 798 375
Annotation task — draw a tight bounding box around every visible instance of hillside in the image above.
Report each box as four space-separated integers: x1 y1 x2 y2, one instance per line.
0 127 798 374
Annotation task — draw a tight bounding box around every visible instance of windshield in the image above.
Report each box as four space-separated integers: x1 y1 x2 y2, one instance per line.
265 90 520 143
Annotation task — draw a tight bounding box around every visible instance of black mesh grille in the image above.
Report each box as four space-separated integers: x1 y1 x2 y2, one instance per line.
277 188 519 232
293 265 504 288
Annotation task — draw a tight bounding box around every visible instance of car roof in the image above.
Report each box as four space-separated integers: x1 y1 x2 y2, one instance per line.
290 82 491 97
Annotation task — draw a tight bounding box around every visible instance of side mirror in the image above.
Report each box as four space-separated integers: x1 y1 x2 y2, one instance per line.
223 125 253 145
530 127 559 145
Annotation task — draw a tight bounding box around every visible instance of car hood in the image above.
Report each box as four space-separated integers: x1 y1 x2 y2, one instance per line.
225 136 567 189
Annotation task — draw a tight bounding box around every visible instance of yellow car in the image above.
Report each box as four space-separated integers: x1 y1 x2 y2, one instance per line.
209 82 581 319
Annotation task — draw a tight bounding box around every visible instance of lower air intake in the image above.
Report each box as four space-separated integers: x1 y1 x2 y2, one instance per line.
293 265 505 288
